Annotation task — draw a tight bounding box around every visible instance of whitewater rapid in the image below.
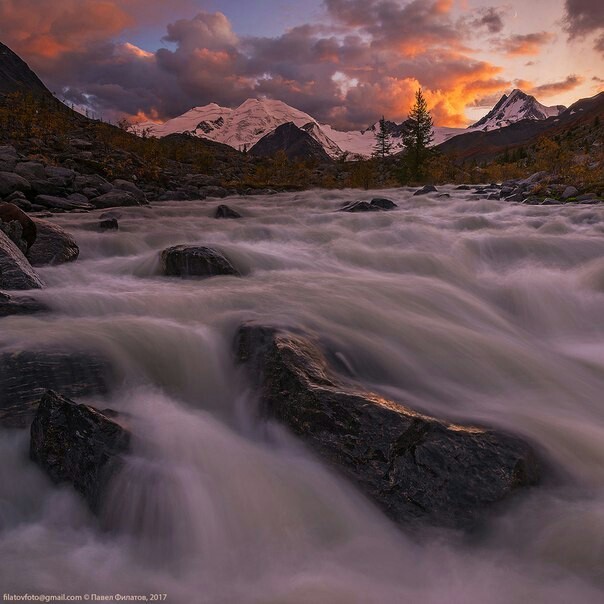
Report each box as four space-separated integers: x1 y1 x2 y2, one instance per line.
1 187 604 603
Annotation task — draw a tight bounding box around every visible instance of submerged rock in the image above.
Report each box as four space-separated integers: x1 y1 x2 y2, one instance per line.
27 219 79 266
0 349 114 429
0 291 48 317
0 230 44 290
215 204 242 219
161 245 240 278
30 390 130 512
235 324 540 529
99 217 119 231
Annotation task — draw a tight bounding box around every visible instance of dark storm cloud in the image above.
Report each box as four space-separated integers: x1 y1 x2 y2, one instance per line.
564 0 604 55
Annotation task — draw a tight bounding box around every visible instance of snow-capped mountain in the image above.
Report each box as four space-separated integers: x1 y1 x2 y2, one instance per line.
470 89 566 131
135 98 344 155
134 90 562 159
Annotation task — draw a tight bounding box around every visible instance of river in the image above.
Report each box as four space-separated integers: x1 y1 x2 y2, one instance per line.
1 187 604 602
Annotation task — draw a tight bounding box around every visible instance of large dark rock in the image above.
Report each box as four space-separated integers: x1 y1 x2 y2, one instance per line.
0 202 37 251
215 204 242 219
161 245 240 278
235 324 540 529
0 230 44 290
30 391 130 512
0 349 114 429
0 291 47 317
27 219 79 266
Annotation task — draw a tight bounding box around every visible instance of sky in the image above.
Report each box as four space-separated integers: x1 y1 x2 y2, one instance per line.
0 0 602 129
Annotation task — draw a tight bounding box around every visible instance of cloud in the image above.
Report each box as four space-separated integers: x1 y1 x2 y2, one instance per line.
495 32 556 56
468 7 507 34
530 74 585 96
0 1 516 129
564 0 604 55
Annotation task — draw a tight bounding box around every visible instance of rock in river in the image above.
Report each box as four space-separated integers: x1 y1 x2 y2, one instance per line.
30 390 130 513
215 204 242 219
161 245 240 278
340 198 398 213
235 324 540 529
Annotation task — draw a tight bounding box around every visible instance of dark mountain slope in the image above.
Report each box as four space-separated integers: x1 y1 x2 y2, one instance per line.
250 122 332 162
0 42 52 97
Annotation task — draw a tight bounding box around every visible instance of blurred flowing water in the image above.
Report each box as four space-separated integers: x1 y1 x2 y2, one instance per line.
1 187 604 603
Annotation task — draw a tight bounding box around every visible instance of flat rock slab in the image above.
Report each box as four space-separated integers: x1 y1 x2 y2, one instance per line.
161 245 240 278
235 324 540 529
30 391 130 513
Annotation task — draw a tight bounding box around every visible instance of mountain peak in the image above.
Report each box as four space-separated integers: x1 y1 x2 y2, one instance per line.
470 89 566 130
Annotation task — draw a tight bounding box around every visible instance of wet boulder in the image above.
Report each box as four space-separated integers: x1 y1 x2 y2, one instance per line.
0 349 114 429
0 230 44 290
27 219 79 266
235 324 540 529
161 245 240 278
30 390 130 513
413 185 438 196
370 197 397 210
340 198 397 213
99 217 119 231
215 204 242 219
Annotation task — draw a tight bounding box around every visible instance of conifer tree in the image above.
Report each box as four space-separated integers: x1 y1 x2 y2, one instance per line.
402 89 434 179
372 116 393 160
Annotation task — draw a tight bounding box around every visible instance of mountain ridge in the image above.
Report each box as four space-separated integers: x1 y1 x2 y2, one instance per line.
135 90 570 160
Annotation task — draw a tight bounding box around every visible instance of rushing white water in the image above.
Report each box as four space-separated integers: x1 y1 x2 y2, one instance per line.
1 187 604 603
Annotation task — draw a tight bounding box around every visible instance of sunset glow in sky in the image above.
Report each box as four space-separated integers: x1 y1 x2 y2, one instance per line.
0 0 602 128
